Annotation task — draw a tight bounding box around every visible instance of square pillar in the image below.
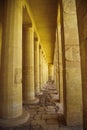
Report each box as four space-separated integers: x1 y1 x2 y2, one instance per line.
62 0 83 126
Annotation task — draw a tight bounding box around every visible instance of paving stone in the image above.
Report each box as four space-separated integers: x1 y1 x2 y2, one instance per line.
46 125 59 130
34 114 42 120
46 111 57 115
47 106 56 109
31 119 46 126
50 94 59 101
46 119 58 125
29 105 39 109
60 126 83 130
42 114 58 119
29 109 37 112
45 106 56 113
30 124 45 130
59 127 70 130
37 111 46 115
37 107 45 112
29 111 37 116
48 90 58 94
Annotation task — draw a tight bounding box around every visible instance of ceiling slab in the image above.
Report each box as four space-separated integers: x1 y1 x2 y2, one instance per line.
28 0 58 63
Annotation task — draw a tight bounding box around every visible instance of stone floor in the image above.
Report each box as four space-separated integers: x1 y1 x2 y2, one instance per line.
0 81 83 130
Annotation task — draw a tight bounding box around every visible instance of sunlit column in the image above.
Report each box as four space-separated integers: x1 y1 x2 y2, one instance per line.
44 59 48 82
39 48 43 90
57 4 64 105
0 0 29 127
42 56 46 84
48 63 54 80
54 39 60 93
23 25 39 104
46 62 48 81
34 38 42 95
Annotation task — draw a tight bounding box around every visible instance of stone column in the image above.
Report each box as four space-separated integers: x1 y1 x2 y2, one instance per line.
39 48 44 91
23 25 39 104
46 62 48 81
57 3 64 105
41 53 43 85
62 0 83 126
39 48 42 90
53 48 57 86
48 63 54 80
0 0 29 127
42 56 45 84
41 54 46 90
44 59 48 82
58 26 63 105
34 39 42 95
54 37 60 93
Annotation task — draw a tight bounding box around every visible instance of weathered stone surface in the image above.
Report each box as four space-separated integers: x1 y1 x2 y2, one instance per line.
62 0 83 126
46 125 59 130
50 94 59 101
60 126 83 130
0 0 29 127
0 81 83 129
76 0 87 129
42 114 58 119
34 40 41 94
23 26 39 104
46 119 58 124
37 107 45 112
34 114 42 120
48 64 54 80
31 119 45 125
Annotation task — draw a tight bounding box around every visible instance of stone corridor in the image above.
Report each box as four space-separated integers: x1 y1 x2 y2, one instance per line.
1 0 87 129
0 81 83 130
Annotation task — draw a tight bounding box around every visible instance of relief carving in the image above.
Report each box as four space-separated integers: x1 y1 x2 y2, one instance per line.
65 46 80 62
63 0 76 14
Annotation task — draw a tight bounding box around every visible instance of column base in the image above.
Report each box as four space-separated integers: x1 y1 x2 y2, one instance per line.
23 97 39 105
0 109 29 127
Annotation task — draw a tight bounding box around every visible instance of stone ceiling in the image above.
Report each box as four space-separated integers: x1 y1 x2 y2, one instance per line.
28 0 58 63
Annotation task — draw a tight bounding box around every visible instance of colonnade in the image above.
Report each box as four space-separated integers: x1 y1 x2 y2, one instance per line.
0 0 86 129
0 0 48 127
